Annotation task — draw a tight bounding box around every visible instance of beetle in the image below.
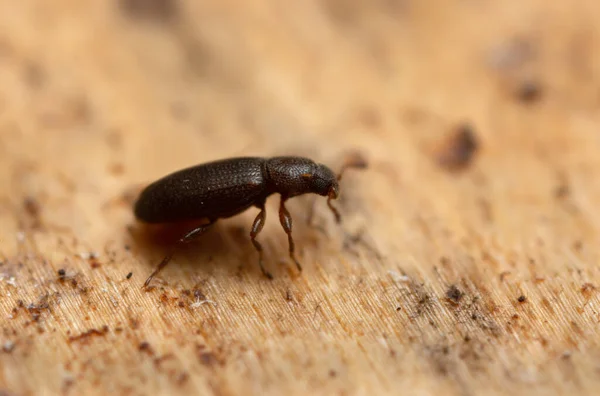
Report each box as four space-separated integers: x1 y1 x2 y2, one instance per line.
134 155 367 287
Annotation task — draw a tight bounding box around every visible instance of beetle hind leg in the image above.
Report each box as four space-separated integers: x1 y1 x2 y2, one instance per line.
143 220 215 288
143 251 175 288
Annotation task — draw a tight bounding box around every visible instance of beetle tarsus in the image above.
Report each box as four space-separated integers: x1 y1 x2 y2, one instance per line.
261 264 274 280
143 251 174 288
327 195 341 224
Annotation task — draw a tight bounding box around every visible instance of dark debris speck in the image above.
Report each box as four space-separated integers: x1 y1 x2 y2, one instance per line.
138 341 153 355
68 326 109 343
445 285 464 304
516 80 543 103
437 123 479 172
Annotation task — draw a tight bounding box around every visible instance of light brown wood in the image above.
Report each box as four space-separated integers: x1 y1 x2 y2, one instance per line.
1 1 599 395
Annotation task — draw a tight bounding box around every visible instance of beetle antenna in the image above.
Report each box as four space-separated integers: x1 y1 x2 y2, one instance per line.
336 151 368 181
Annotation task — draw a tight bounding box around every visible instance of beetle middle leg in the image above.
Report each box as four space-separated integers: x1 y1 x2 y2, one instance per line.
279 197 302 272
250 201 273 279
143 220 215 288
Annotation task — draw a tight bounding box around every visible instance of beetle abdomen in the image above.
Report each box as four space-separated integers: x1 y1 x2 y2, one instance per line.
134 157 268 223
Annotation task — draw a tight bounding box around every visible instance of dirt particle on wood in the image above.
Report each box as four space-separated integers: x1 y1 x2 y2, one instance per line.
68 326 109 344
581 283 596 300
159 293 170 304
517 295 527 303
129 318 140 329
401 279 436 318
78 251 99 260
22 196 42 228
445 285 464 304
436 123 479 172
499 271 511 282
285 289 294 302
138 341 154 355
61 378 75 393
555 182 570 199
541 298 555 314
153 353 175 369
126 272 133 280
515 79 543 103
197 348 222 367
193 289 206 301
90 259 101 269
26 294 54 321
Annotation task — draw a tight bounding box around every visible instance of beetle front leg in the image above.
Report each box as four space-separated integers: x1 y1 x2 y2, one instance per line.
250 202 273 279
279 197 302 272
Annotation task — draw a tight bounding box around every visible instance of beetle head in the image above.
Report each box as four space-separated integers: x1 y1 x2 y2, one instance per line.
266 155 366 224
322 152 368 223
308 164 339 198
306 164 341 223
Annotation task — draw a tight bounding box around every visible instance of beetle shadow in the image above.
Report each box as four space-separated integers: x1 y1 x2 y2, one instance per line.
129 219 259 285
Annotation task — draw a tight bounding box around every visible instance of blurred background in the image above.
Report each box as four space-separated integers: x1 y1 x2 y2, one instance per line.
1 1 600 395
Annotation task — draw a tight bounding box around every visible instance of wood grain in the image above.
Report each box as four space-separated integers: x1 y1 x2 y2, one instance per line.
1 1 600 395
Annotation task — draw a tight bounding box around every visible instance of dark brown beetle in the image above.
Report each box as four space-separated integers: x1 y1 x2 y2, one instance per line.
134 155 366 287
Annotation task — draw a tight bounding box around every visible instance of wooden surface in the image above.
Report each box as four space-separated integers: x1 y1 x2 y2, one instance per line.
1 1 600 395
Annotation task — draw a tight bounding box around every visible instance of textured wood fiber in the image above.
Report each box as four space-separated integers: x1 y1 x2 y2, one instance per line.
1 1 600 395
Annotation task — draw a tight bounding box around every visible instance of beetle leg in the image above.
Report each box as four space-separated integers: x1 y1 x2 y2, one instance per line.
143 220 215 288
250 202 273 279
327 193 341 224
279 197 302 272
